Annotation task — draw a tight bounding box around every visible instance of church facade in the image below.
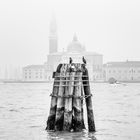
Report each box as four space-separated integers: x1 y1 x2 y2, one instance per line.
22 17 103 82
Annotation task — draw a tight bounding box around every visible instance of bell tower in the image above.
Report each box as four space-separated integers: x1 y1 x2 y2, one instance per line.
49 15 58 54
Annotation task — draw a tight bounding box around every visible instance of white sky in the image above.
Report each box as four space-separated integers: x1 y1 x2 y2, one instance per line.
0 0 140 69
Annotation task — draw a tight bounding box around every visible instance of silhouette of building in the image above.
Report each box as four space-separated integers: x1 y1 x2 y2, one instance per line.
103 61 140 82
22 65 46 81
22 16 103 82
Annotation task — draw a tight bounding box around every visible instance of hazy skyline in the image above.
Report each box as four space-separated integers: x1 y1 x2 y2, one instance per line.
0 0 140 69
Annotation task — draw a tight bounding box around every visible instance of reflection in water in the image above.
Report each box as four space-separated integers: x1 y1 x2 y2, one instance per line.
46 130 97 140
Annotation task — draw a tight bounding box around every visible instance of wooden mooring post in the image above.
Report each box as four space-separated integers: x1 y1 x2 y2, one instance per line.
55 64 67 131
46 63 95 132
46 64 62 130
63 71 75 131
82 65 96 132
72 64 83 131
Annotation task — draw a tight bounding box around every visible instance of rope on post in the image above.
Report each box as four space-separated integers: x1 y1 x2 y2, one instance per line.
50 93 93 100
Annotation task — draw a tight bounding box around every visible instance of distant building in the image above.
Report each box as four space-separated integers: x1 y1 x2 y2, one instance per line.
22 65 46 81
22 16 103 82
45 33 103 81
45 15 103 81
103 61 140 82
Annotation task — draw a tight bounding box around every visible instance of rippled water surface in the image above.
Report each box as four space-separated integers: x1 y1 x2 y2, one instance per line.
0 83 140 140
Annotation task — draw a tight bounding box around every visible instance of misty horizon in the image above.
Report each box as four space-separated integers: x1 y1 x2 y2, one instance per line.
0 0 140 69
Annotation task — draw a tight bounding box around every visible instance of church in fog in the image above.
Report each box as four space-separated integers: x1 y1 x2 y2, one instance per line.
22 17 103 82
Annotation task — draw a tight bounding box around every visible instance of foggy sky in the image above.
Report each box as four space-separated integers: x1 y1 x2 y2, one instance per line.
0 0 140 69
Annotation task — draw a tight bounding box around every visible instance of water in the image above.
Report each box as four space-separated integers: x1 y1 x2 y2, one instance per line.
0 83 140 140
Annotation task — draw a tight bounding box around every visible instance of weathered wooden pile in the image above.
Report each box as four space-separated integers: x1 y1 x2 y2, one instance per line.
46 63 95 132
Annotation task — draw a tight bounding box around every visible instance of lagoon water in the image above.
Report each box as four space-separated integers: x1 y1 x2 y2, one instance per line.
0 83 140 140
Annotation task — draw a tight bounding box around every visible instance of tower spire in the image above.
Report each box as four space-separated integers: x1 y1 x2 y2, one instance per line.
49 14 58 54
73 33 78 41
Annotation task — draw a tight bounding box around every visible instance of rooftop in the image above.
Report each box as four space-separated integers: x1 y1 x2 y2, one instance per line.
104 61 140 67
23 65 44 69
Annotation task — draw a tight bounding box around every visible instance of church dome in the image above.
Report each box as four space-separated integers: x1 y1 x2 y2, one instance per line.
67 35 85 53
